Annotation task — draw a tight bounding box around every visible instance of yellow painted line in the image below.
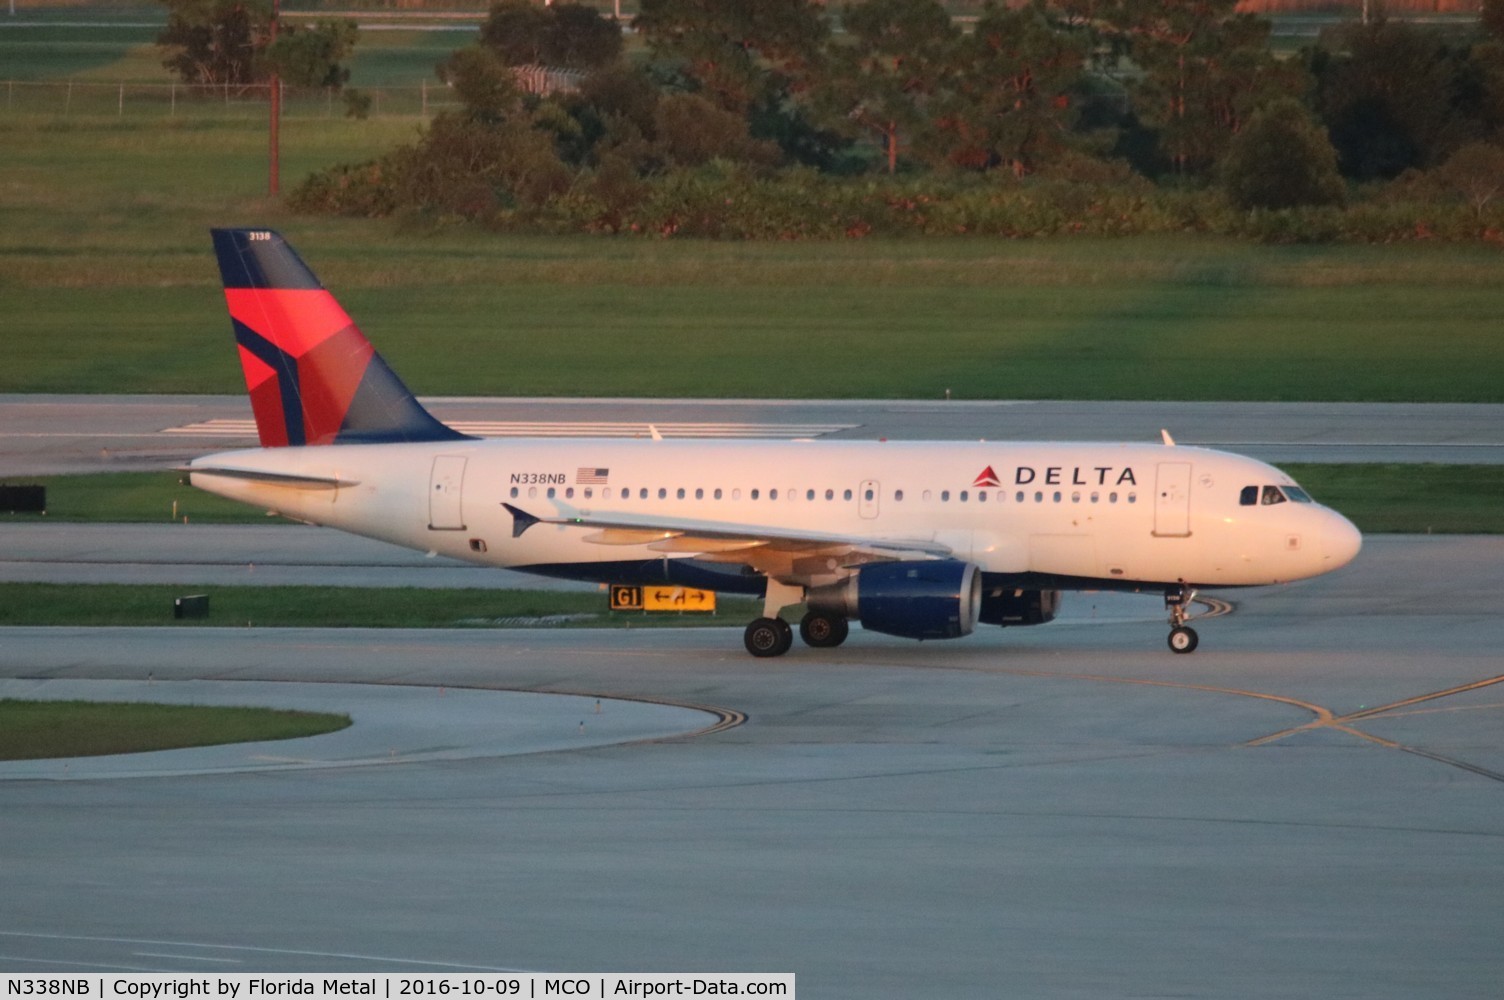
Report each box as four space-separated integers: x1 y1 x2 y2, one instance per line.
1188 596 1235 621
981 661 1499 779
1243 672 1504 782
1340 674 1504 723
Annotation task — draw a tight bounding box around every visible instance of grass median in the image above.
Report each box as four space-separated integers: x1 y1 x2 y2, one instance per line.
0 582 758 628
0 699 351 761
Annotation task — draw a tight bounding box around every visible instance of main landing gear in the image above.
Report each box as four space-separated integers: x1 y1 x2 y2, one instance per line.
744 617 793 658
743 611 851 657
1165 583 1199 654
799 611 849 648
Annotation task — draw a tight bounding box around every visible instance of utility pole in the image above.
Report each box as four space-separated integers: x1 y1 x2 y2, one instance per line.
269 0 281 196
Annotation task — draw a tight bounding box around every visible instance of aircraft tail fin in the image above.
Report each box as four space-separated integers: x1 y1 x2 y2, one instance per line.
210 228 467 447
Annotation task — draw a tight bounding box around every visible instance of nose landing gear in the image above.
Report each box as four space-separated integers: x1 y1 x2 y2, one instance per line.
1165 584 1199 654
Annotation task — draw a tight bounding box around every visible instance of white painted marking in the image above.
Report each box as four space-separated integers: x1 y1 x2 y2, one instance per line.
0 931 530 971
133 951 243 964
161 419 858 439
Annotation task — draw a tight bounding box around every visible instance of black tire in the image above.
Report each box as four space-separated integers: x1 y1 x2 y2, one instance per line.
799 612 850 648
745 617 793 658
1168 625 1199 654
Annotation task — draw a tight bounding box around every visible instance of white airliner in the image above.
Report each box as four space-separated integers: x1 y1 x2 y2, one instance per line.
188 229 1362 657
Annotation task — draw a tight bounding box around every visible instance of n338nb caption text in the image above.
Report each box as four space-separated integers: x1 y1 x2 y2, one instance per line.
4 977 793 1000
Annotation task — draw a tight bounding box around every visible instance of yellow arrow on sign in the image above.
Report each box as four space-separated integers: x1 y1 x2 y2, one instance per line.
644 586 717 612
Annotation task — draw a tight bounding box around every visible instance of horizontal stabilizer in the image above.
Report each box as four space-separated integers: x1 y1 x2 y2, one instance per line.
185 466 356 491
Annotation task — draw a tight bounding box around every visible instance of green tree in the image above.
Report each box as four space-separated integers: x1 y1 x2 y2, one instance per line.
1310 18 1474 180
634 0 828 112
654 91 779 167
821 0 960 174
158 0 268 86
1104 0 1301 177
1483 0 1504 43
942 0 1088 174
1219 98 1344 210
1430 141 1504 218
158 0 356 90
264 20 358 90
478 0 622 70
439 45 530 122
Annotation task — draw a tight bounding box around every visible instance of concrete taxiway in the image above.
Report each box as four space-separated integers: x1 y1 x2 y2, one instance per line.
2 397 1501 993
2 535 1502 996
3 394 1502 474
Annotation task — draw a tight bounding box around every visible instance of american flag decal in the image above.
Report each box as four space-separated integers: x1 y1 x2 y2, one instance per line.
576 467 609 485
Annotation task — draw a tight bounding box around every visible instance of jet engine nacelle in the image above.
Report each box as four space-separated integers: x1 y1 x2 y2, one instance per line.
979 586 1062 627
808 560 981 640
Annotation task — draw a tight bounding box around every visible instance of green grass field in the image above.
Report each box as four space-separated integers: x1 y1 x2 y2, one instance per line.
0 698 350 760
0 471 271 523
4 12 1504 402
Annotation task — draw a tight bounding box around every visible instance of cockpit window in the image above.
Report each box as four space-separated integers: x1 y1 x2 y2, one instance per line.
1243 484 1314 506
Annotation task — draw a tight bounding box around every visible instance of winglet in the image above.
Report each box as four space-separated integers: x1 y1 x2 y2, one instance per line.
503 503 541 538
1161 429 1176 447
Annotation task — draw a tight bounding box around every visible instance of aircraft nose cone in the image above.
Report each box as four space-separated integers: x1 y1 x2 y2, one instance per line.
1324 511 1363 568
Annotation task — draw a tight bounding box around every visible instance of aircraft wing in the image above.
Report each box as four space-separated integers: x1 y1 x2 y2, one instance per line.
503 503 953 578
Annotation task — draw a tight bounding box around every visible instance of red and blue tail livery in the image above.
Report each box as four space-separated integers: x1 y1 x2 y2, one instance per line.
210 228 465 447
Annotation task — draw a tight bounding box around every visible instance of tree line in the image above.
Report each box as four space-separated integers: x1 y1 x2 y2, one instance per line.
177 0 1504 240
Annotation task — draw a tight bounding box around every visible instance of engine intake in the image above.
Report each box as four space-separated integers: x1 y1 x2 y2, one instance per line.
808 560 981 641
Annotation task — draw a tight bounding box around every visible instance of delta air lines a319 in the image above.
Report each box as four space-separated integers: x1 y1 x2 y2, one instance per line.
187 229 1362 657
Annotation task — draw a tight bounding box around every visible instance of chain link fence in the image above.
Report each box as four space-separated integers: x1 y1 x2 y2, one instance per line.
0 79 464 118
